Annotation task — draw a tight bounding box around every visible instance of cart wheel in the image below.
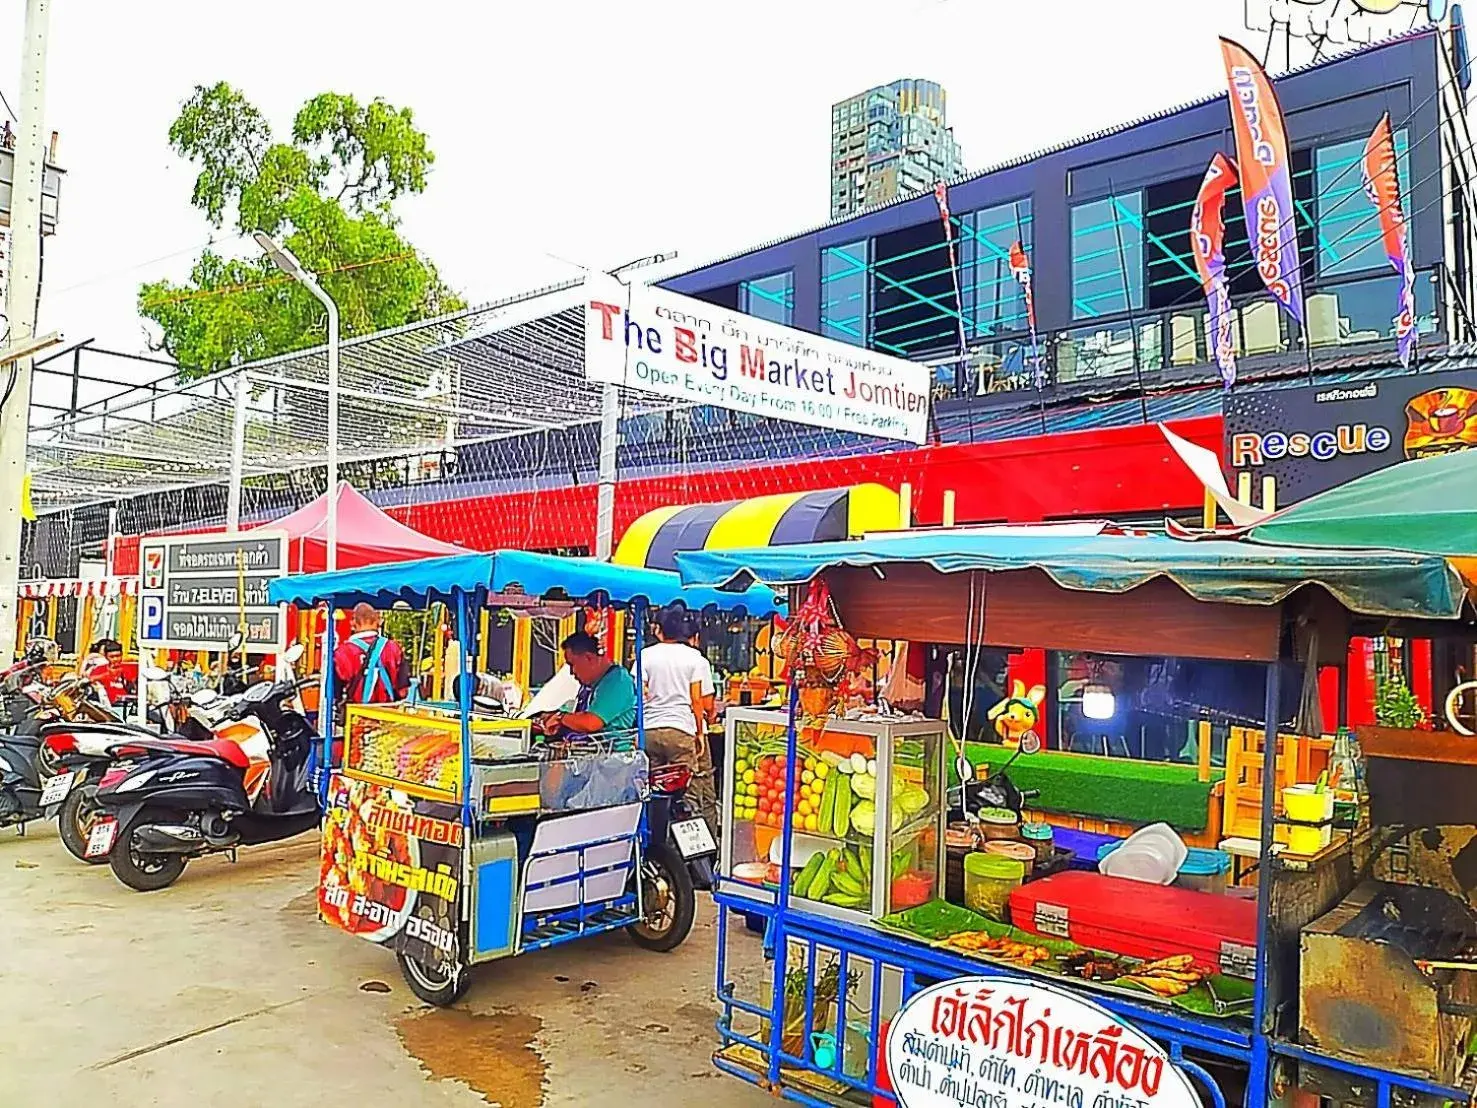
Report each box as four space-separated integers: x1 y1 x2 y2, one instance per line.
397 950 469 1007
628 843 695 953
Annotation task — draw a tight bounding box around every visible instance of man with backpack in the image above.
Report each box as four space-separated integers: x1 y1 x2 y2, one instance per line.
333 603 410 705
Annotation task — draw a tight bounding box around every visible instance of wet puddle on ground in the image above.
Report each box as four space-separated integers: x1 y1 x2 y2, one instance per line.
395 1008 547 1107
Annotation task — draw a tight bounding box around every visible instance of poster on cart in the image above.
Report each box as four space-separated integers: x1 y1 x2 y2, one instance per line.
319 773 463 971
886 976 1204 1108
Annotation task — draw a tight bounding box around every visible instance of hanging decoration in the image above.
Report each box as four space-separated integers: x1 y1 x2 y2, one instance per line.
774 578 875 720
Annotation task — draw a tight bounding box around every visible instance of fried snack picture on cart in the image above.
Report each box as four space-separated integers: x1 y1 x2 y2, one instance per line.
319 778 419 943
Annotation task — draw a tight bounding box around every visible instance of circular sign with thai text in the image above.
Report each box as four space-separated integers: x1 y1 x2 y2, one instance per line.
886 976 1205 1108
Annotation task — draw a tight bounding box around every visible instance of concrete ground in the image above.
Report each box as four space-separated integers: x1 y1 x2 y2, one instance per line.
0 820 774 1108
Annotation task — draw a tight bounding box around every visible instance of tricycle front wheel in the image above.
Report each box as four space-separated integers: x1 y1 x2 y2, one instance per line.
628 842 695 953
397 949 469 1007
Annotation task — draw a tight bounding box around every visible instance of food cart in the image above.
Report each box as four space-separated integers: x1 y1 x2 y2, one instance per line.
267 550 780 1005
678 529 1477 1107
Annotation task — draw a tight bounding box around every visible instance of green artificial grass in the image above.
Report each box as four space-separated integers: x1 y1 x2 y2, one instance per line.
953 744 1224 832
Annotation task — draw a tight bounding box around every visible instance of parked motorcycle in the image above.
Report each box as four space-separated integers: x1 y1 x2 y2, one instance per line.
39 672 218 864
629 761 708 951
91 652 319 891
0 724 61 834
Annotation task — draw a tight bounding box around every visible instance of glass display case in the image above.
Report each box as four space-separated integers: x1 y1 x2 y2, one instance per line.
344 703 531 802
719 707 947 925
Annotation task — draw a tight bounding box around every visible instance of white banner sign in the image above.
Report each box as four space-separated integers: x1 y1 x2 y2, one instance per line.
887 976 1204 1108
583 276 931 444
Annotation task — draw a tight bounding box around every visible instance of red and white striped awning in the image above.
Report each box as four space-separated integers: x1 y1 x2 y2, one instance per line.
19 577 138 600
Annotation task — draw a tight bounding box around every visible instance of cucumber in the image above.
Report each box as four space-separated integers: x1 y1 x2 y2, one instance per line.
831 869 865 896
842 846 862 875
817 772 836 834
857 842 873 875
832 773 853 838
793 852 825 892
807 850 837 900
822 891 868 908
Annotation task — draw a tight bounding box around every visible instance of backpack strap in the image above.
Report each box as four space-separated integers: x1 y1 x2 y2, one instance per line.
359 634 391 704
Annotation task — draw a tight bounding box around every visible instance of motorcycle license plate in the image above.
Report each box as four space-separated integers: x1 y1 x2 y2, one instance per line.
85 818 118 859
39 771 76 806
671 818 717 859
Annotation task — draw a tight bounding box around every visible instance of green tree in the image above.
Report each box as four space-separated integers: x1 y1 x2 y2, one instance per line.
140 82 462 379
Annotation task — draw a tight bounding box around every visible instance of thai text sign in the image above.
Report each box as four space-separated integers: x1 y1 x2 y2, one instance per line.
584 276 931 444
137 531 287 652
886 976 1203 1108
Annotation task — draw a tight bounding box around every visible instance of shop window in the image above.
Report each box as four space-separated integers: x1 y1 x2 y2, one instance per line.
958 198 1032 340
1070 193 1145 320
871 219 960 356
740 271 794 325
821 240 869 346
1315 130 1410 278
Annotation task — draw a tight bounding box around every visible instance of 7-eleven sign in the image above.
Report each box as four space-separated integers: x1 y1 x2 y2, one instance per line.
142 546 164 590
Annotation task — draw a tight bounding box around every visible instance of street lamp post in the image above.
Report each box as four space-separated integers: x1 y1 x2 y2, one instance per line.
253 232 341 572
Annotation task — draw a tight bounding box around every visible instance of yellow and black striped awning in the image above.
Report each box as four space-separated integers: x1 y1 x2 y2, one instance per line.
613 484 900 572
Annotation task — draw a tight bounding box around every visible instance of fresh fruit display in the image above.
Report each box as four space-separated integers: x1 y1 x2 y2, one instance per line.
730 738 830 832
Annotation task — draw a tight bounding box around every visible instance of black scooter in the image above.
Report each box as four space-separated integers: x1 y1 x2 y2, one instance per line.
92 670 321 891
0 726 62 834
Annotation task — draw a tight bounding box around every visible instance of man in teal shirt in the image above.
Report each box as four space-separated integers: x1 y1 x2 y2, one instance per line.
537 631 637 738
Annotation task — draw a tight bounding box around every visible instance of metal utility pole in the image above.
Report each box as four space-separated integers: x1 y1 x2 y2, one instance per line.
226 370 248 532
0 0 52 664
253 232 340 570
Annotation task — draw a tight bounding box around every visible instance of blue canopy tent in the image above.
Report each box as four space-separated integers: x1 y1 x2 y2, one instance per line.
270 549 784 615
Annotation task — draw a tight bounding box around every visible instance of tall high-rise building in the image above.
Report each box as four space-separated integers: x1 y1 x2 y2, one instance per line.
830 78 966 219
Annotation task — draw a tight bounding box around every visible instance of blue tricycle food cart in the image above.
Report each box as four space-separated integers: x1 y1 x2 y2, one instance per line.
269 550 779 1004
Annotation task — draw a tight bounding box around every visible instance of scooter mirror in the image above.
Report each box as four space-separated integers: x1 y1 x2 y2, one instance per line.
142 666 170 682
190 688 220 706
227 631 245 652
282 643 305 665
1018 730 1044 756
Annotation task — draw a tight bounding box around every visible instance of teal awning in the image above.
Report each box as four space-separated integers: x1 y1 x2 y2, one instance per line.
675 531 1468 620
269 549 783 615
1249 449 1477 557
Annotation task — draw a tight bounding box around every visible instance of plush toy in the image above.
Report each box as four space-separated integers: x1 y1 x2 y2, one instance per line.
987 679 1046 745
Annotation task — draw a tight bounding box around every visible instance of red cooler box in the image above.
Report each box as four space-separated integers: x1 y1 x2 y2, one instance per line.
1008 871 1258 978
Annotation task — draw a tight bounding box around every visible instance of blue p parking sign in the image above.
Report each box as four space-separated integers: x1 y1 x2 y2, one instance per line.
140 596 164 643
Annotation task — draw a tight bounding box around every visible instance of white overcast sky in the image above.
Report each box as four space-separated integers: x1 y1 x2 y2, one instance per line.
5 0 1269 406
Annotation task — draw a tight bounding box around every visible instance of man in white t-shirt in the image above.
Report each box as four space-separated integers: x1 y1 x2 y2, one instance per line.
641 606 718 836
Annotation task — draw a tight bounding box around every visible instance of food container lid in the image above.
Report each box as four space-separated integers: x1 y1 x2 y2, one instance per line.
1177 848 1231 876
964 852 1027 879
1021 822 1054 841
978 807 1019 825
983 841 1037 863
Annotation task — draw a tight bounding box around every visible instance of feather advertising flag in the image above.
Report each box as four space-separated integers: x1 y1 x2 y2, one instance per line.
1221 37 1305 325
1009 240 1044 389
1191 152 1239 388
1361 112 1418 367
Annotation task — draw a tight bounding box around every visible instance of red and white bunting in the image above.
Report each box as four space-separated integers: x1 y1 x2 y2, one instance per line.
18 577 138 600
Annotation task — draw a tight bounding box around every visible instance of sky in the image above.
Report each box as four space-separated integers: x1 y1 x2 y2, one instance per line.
3 0 1267 411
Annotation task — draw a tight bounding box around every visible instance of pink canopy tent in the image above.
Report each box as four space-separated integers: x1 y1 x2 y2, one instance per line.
259 482 466 573
111 483 465 576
